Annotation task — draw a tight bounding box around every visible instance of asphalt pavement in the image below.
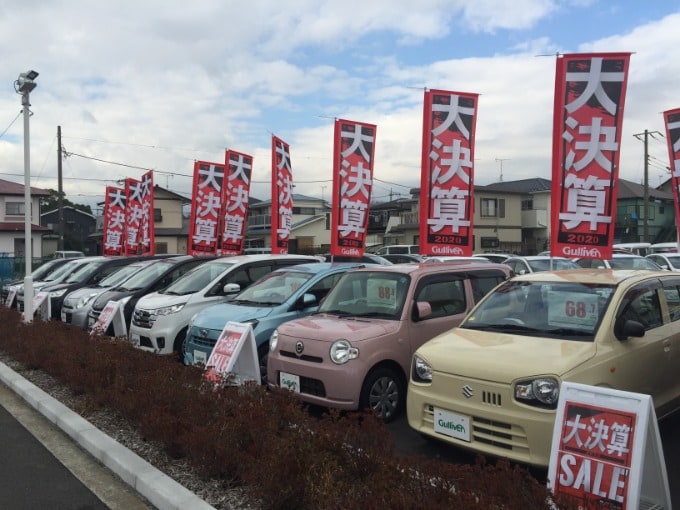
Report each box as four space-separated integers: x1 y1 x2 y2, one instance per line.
0 362 214 510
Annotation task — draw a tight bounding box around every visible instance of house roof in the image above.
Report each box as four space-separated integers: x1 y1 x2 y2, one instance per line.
41 205 96 220
476 177 552 193
0 178 50 197
0 222 50 232
248 193 323 208
616 178 675 201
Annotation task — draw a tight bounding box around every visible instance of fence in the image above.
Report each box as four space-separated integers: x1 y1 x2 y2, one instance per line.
0 256 52 285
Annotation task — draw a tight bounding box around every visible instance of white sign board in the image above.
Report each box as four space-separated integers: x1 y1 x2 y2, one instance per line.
547 382 671 510
4 287 16 308
32 291 50 321
90 300 127 337
204 321 260 385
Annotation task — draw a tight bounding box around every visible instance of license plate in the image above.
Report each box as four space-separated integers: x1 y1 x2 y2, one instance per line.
433 408 471 442
193 350 207 366
279 372 300 393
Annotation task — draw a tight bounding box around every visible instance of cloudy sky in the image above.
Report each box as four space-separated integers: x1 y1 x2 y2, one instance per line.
1 0 679 213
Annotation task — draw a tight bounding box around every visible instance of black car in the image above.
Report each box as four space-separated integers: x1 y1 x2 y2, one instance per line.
87 255 214 335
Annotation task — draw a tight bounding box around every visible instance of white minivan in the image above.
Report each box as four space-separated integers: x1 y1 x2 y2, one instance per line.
127 254 319 355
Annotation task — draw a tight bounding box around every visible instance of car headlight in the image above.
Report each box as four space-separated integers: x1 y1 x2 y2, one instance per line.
329 339 358 365
75 293 98 309
411 355 432 383
515 377 560 408
155 303 185 315
269 329 279 352
49 289 68 298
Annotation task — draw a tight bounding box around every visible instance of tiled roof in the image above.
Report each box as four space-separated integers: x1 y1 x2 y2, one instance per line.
476 178 552 193
0 178 50 196
0 222 50 232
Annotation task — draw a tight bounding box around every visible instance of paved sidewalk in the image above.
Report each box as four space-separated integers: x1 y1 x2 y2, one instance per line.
0 362 214 510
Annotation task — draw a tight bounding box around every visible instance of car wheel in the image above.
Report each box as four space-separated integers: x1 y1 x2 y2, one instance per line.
360 367 405 423
173 327 188 357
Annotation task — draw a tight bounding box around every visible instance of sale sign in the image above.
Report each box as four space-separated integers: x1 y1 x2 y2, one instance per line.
548 383 671 510
271 135 294 254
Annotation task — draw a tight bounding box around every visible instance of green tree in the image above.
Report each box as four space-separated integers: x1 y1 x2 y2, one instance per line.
40 189 93 215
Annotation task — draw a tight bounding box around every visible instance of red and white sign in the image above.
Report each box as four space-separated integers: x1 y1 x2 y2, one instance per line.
550 53 631 260
32 291 50 321
204 321 260 385
548 382 671 510
220 150 252 255
330 118 376 257
5 287 16 308
271 136 294 255
90 300 126 337
420 89 478 257
663 107 680 244
188 161 225 256
138 170 155 255
102 186 126 256
124 177 145 256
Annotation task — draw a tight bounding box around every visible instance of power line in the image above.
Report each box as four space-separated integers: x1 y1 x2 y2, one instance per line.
0 110 23 140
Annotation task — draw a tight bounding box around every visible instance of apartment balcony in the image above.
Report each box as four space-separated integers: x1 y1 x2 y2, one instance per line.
521 209 549 229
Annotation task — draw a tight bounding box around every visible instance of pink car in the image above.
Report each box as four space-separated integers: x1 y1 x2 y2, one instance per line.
267 261 513 421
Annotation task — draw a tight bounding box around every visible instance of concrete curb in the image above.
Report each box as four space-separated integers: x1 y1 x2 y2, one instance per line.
0 362 215 510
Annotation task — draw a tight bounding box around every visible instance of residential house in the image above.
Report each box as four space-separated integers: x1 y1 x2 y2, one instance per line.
41 206 97 255
0 178 50 257
245 194 330 254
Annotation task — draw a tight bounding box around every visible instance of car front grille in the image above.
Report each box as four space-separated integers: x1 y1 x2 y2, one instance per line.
132 309 156 328
279 350 324 364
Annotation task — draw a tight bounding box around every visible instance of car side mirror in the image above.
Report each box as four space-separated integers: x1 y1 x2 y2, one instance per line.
616 319 645 341
223 283 240 295
413 301 432 321
294 292 317 310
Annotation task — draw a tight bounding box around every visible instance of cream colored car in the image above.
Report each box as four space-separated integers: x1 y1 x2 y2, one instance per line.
407 269 680 467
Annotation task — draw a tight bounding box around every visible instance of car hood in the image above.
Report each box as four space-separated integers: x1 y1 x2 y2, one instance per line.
418 328 597 383
192 302 275 330
135 291 189 310
277 314 399 343
93 289 134 310
65 286 105 299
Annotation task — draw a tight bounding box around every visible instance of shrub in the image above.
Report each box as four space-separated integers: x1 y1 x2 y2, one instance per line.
0 308 582 509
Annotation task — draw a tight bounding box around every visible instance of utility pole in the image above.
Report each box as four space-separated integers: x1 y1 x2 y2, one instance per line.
57 125 64 250
633 130 662 243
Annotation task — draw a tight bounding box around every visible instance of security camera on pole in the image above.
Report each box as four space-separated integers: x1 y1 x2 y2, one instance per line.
14 70 38 323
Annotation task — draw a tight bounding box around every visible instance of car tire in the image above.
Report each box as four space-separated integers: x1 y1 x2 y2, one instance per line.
359 366 405 423
173 327 188 357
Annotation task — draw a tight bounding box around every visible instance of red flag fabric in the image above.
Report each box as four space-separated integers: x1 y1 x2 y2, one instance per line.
124 177 144 256
663 108 680 244
330 119 376 257
271 136 294 255
220 150 252 255
188 161 225 256
102 186 126 256
419 89 478 257
550 53 631 259
139 170 155 255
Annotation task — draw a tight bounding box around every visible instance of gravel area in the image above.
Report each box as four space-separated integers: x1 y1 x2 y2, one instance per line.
0 354 258 510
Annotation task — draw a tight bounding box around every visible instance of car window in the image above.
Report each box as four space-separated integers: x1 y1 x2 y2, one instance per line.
662 284 680 321
469 273 507 302
307 273 344 303
617 286 662 331
414 277 466 319
164 261 235 295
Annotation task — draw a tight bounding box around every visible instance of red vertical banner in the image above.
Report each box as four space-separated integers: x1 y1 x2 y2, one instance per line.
271 136 294 255
550 53 631 259
663 108 680 244
139 170 155 255
102 186 126 256
188 161 225 256
220 150 252 255
124 177 144 256
330 119 376 257
419 89 478 257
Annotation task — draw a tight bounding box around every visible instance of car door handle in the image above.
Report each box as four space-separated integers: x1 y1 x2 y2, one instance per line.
662 339 671 353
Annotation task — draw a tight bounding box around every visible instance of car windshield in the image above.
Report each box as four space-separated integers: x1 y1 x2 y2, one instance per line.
117 261 174 291
32 261 61 281
609 257 660 270
664 255 680 267
97 264 147 288
318 271 410 319
526 258 579 272
461 280 616 341
42 259 86 282
65 260 106 283
231 270 313 305
162 261 235 295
